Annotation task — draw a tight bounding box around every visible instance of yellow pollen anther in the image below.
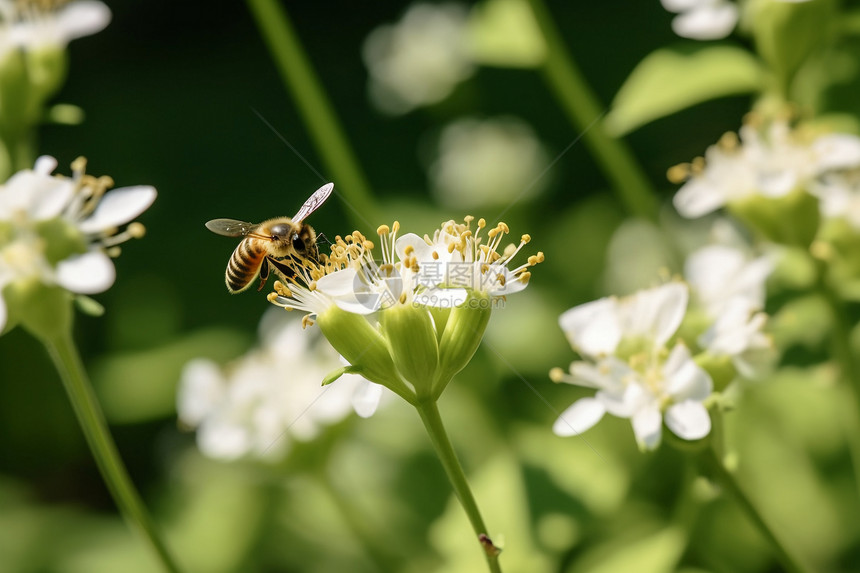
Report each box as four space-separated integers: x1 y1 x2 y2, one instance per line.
399 292 407 304
392 221 400 233
309 281 318 291
666 163 690 184
447 243 456 253
364 240 374 250
302 315 315 329
432 251 439 260
127 222 146 238
266 292 278 303
521 234 531 243
377 224 390 235
478 218 486 228
518 271 531 283
404 245 414 256
549 367 565 383
464 215 474 224
106 246 121 257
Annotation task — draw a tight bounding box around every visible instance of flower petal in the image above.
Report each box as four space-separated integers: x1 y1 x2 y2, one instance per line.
631 406 663 450
55 250 115 294
77 186 156 233
351 379 384 418
0 295 7 333
812 134 860 172
55 1 112 42
671 3 738 40
665 400 711 440
177 359 226 426
552 397 606 437
673 178 728 218
624 282 688 347
559 297 621 357
663 343 713 400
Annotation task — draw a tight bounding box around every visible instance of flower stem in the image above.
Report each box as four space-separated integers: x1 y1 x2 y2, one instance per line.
43 329 183 573
245 0 380 228
699 447 810 573
525 0 658 220
414 399 502 573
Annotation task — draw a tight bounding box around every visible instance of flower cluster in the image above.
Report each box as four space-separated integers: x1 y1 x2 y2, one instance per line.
552 283 714 450
178 311 382 461
268 217 543 401
670 120 860 220
552 223 776 449
0 156 155 334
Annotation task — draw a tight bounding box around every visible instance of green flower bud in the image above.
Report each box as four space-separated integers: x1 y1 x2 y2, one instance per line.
728 187 820 247
749 0 835 94
3 280 72 341
26 47 69 105
434 294 493 395
694 352 737 393
315 305 408 399
380 304 439 398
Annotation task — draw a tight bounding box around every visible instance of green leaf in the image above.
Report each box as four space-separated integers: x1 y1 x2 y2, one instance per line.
605 45 765 136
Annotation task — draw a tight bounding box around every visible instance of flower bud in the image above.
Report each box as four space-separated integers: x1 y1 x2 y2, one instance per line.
728 187 820 247
434 294 493 394
315 305 404 395
3 281 72 340
380 304 439 398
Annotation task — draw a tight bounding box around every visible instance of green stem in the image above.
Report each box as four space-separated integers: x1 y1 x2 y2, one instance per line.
526 0 658 220
245 0 379 229
43 329 183 573
699 447 810 573
414 399 502 573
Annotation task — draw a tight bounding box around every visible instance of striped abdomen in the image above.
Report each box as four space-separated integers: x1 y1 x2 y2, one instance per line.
226 238 267 293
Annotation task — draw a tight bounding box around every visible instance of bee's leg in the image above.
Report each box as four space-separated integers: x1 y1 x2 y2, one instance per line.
257 259 272 291
269 257 297 281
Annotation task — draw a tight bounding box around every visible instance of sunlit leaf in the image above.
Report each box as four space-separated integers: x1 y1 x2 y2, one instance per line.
605 46 765 136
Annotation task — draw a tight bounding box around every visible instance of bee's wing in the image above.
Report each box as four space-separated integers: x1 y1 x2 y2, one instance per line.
292 182 334 223
205 218 256 237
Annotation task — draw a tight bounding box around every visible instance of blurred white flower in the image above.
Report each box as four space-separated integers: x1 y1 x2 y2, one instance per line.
811 169 860 229
673 122 860 218
362 3 474 115
684 241 775 378
684 244 772 316
428 117 550 209
661 0 739 40
0 0 110 52
177 311 384 461
553 283 713 449
0 156 155 331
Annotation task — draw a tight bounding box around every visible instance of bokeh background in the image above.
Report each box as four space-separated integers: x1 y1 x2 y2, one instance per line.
2 1 860 572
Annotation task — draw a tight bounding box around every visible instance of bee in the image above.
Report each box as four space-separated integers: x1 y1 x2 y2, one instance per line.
205 182 333 293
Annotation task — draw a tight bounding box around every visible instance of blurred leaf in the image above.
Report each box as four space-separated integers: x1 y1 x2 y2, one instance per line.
484 286 570 376
514 424 629 516
565 526 686 573
768 294 831 351
602 218 675 296
92 327 251 423
468 0 546 68
606 46 765 136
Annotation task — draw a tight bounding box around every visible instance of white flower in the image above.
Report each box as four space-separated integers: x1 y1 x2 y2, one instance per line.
559 282 688 359
684 242 774 377
0 0 110 52
684 244 772 316
0 156 155 331
177 312 384 462
661 0 739 40
554 344 713 450
553 283 714 449
362 3 474 115
673 123 860 218
811 169 860 229
395 217 543 307
428 117 550 209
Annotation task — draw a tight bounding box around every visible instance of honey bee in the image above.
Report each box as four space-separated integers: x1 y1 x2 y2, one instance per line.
205 182 333 293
